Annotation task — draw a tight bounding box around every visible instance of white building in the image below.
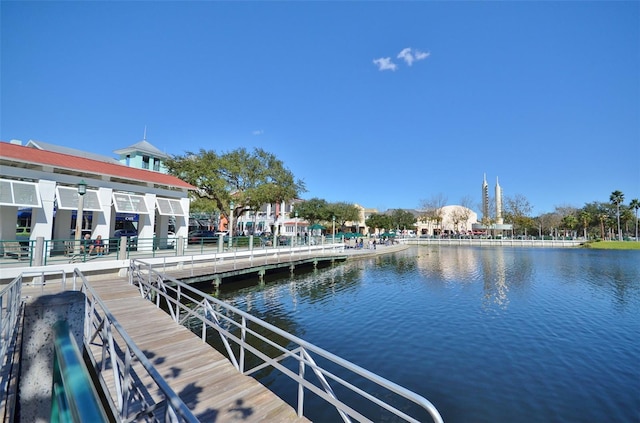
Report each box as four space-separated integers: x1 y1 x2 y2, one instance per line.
0 140 194 257
416 205 479 236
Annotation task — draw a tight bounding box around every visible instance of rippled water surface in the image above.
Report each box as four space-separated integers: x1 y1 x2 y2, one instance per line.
211 246 640 423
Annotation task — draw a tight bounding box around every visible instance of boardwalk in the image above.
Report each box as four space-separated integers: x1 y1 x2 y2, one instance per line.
88 276 309 422
155 251 347 285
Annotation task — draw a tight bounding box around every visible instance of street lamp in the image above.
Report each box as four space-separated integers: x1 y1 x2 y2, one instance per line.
228 201 234 249
73 180 87 256
332 215 336 239
294 211 298 246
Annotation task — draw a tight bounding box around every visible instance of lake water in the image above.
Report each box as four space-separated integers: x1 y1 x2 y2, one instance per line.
209 246 640 423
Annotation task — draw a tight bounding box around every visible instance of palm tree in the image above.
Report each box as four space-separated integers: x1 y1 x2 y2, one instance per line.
562 214 578 238
630 198 640 241
610 190 624 241
599 213 607 240
579 210 591 240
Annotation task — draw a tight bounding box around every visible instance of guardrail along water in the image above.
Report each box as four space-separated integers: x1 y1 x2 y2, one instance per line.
130 259 444 423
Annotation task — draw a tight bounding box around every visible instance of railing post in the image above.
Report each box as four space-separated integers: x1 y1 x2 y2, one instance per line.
297 349 305 417
240 316 246 373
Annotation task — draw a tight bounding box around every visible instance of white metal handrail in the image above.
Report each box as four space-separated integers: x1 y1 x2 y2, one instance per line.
0 274 24 414
75 269 199 423
130 259 444 423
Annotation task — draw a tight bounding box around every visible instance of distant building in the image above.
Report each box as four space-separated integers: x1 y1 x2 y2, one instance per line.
346 204 378 235
416 205 478 237
233 199 305 237
472 174 513 236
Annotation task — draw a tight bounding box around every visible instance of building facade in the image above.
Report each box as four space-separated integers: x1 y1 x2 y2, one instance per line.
0 140 194 257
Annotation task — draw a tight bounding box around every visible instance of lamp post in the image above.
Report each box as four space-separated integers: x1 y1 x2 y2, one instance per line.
73 180 87 256
332 215 336 239
228 201 234 249
294 211 298 246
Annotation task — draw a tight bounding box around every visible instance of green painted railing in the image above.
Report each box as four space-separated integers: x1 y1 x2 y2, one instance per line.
51 320 109 423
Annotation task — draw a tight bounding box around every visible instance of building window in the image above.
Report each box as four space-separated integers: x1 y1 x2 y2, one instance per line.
153 159 160 171
142 156 150 169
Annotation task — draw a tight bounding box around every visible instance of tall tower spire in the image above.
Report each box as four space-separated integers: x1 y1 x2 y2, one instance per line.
482 173 489 220
495 176 503 225
143 126 147 141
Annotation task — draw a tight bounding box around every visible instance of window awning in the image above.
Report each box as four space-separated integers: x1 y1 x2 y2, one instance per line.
0 179 42 208
112 193 150 214
55 186 103 211
156 198 186 216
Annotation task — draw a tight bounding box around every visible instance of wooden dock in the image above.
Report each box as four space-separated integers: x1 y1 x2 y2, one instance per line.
151 250 347 286
88 276 309 422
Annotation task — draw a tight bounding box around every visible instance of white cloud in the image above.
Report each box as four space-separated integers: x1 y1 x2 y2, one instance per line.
415 50 430 61
252 129 264 136
397 47 430 66
373 57 398 71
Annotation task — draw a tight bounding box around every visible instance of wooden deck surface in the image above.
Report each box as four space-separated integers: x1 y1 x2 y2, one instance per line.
88 277 309 422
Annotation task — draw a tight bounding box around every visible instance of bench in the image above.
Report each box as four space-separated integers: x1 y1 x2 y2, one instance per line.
2 241 29 260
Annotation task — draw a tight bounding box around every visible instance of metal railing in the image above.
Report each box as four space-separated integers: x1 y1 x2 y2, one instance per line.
0 235 344 269
5 268 201 422
0 275 22 368
401 237 584 247
0 274 24 421
168 241 345 277
0 239 33 265
77 269 199 422
51 320 109 423
130 259 444 423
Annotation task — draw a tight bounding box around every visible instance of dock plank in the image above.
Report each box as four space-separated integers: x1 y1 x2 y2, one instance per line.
88 275 309 422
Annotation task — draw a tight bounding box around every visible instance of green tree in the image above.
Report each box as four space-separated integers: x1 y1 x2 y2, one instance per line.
580 201 614 240
610 190 624 241
166 147 305 221
630 198 640 241
621 207 634 235
599 213 608 240
291 198 330 226
388 209 417 232
327 202 360 232
579 210 591 239
561 214 578 238
365 213 393 233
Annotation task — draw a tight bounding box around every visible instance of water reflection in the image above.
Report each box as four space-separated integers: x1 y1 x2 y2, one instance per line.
414 246 535 311
481 247 509 308
191 246 639 423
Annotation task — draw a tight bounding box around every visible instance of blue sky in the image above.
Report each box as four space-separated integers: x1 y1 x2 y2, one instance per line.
2 1 638 215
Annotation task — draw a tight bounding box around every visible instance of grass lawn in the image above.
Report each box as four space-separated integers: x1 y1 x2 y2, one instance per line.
582 241 640 250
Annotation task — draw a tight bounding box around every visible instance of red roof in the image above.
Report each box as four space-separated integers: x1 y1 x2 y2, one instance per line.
0 141 195 190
